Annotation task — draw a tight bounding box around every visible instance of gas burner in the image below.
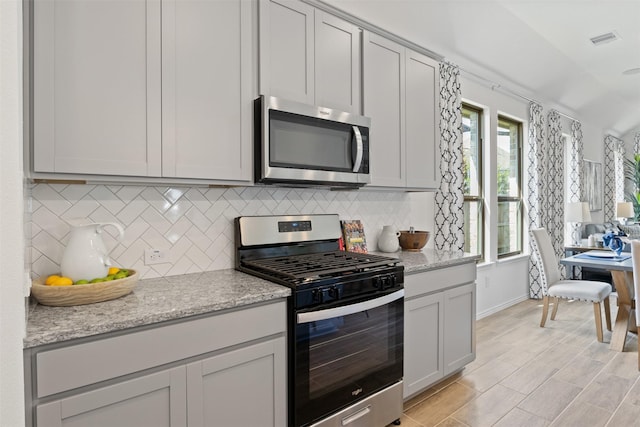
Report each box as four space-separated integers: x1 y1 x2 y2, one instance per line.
241 251 398 284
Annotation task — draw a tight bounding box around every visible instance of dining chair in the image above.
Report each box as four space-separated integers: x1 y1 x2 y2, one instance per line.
530 228 612 342
629 241 640 370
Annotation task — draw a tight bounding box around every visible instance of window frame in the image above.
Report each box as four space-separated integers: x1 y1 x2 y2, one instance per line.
462 103 484 261
496 114 523 259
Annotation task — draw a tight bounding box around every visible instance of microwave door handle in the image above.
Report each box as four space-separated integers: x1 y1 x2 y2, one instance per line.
352 126 363 172
297 289 404 324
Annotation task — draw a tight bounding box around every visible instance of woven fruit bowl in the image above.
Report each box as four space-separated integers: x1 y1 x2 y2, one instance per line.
31 270 138 307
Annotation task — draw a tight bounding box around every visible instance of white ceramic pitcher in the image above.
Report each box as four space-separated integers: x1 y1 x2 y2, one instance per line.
378 225 400 253
61 219 125 281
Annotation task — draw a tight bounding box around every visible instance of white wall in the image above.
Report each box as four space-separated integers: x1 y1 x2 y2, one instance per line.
0 0 26 425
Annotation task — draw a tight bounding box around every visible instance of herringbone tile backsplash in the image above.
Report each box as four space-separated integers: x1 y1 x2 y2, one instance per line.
28 184 431 279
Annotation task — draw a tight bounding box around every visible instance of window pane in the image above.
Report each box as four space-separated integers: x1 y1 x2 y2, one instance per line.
497 200 522 256
463 200 483 257
462 107 481 197
497 118 520 197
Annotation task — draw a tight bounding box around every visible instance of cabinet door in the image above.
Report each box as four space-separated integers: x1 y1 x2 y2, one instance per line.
443 283 476 375
186 337 287 427
33 0 162 176
259 0 314 104
162 0 252 181
403 292 444 399
405 50 440 189
36 366 186 427
363 32 406 187
315 11 361 113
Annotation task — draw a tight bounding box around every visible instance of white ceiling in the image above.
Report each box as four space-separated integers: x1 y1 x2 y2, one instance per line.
325 0 640 137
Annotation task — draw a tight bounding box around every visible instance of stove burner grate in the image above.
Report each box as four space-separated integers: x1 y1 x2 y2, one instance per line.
242 251 398 281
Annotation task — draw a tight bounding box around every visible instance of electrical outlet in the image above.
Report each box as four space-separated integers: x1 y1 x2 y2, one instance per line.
145 248 169 265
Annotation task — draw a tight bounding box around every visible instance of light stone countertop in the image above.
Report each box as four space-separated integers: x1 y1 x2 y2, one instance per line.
372 248 479 274
24 269 291 348
25 249 477 348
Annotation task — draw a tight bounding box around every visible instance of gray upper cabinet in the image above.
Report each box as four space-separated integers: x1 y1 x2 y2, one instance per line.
161 0 253 181
259 0 362 113
363 31 441 190
405 50 440 190
363 32 405 188
33 0 162 177
32 0 253 183
314 11 361 113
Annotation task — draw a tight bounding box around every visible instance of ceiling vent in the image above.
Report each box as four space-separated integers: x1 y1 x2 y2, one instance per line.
590 31 620 46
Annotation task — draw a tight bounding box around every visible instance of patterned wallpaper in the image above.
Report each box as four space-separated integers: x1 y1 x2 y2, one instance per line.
28 183 421 280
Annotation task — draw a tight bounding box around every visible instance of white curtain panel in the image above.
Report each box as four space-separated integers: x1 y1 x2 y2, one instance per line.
604 135 625 221
434 62 464 252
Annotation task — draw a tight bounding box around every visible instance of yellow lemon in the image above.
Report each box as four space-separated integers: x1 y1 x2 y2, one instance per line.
50 277 73 287
45 275 61 285
108 267 120 275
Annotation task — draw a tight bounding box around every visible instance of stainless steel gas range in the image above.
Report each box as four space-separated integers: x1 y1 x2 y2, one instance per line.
235 214 404 427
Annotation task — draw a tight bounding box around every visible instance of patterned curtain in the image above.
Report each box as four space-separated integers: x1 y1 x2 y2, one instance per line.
604 135 625 220
434 62 464 252
568 120 584 277
547 111 565 274
634 132 640 155
527 107 566 298
568 121 585 203
527 102 546 298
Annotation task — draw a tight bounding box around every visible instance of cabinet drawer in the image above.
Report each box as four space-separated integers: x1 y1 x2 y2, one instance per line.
36 301 286 398
405 262 476 299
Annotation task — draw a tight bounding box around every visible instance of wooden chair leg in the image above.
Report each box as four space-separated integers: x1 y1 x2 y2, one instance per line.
603 296 612 332
551 297 560 320
541 296 550 327
594 302 604 342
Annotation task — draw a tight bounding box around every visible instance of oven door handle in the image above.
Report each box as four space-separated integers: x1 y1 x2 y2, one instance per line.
297 289 404 324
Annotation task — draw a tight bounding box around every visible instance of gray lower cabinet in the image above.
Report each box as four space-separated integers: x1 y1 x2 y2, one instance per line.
27 301 287 427
186 337 286 427
403 262 476 399
36 366 187 427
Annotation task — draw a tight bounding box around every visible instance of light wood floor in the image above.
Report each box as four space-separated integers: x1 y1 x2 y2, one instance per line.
398 297 640 427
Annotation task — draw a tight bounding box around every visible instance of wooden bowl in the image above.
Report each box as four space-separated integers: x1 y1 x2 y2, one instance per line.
399 231 430 252
31 270 138 307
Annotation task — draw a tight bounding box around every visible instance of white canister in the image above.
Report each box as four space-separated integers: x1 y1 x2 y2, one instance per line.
587 234 595 247
378 225 400 253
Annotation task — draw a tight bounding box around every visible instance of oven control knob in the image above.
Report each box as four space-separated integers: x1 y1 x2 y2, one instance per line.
328 286 340 300
312 288 324 303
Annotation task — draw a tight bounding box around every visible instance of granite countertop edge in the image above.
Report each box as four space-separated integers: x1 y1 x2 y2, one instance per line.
25 249 476 348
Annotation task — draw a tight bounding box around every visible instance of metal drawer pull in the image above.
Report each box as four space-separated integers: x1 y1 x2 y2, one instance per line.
341 405 371 425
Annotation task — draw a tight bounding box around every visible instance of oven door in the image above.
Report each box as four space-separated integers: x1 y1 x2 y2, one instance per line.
293 289 404 427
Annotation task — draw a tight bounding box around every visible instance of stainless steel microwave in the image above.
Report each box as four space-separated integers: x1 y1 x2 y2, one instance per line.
254 95 371 188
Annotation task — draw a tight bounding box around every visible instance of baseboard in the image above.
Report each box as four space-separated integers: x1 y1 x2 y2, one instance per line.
476 294 530 320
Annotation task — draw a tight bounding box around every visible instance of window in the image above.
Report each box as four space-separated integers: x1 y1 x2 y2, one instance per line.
462 104 483 259
497 116 523 257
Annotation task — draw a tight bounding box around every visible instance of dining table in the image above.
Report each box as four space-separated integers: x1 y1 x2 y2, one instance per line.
560 250 637 351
